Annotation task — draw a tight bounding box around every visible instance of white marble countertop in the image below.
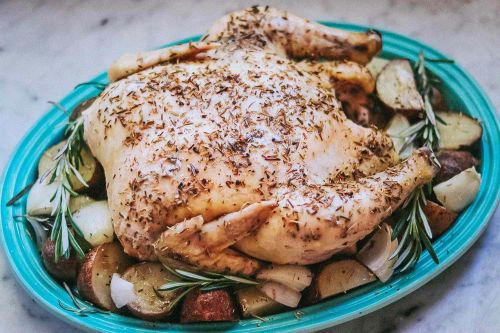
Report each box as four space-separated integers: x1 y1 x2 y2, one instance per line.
0 0 499 332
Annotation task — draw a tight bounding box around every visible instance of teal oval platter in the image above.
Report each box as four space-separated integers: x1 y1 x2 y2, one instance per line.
1 22 499 333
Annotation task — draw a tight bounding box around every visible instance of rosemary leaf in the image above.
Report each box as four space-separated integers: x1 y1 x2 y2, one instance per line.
6 182 35 206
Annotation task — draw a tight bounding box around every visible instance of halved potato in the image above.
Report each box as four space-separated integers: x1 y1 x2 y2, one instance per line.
122 262 181 321
434 167 481 212
436 112 483 149
180 288 239 323
256 265 313 292
38 141 104 194
356 223 398 282
306 259 376 304
376 59 424 116
77 242 133 311
366 57 389 79
258 281 301 308
69 195 96 213
72 201 114 246
385 114 415 159
26 178 59 216
235 286 286 318
423 201 458 237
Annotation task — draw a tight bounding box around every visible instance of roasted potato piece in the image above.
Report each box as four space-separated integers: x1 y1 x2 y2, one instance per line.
38 141 104 195
72 201 114 247
376 59 424 117
122 262 181 321
435 150 480 184
306 259 376 304
434 167 481 212
41 239 80 282
256 265 312 292
366 57 389 79
356 223 398 282
235 286 286 318
180 288 239 323
77 242 133 311
423 201 458 237
436 112 483 149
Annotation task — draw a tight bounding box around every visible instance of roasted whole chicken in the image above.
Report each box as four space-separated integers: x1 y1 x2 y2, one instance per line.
83 6 438 275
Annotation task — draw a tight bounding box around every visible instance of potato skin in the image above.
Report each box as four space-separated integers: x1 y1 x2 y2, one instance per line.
423 201 458 237
41 239 80 282
180 288 239 323
77 246 102 308
435 150 480 184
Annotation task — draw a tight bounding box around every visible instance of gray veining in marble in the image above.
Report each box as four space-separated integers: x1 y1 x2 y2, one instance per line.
0 1 499 332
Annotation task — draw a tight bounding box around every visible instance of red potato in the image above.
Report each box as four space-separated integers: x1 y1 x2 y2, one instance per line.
77 242 134 311
436 112 483 150
376 59 424 117
423 201 458 237
435 150 480 184
41 239 80 282
122 262 181 321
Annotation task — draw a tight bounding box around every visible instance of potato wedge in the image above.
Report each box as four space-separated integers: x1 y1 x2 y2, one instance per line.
435 150 480 184
38 141 104 195
41 239 80 282
235 286 286 318
356 224 398 282
423 201 458 237
366 57 389 79
434 167 481 212
258 281 301 308
376 59 424 116
436 112 483 149
256 265 313 292
306 259 376 303
385 114 415 159
180 288 239 323
72 201 114 246
77 242 133 311
122 262 181 320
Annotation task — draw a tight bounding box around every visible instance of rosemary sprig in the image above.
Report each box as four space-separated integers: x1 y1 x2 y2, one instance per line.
391 51 453 271
59 282 109 316
398 51 449 158
158 265 259 305
40 117 88 261
390 186 438 272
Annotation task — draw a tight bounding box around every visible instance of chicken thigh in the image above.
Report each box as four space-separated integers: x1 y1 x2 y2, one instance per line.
83 7 438 273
